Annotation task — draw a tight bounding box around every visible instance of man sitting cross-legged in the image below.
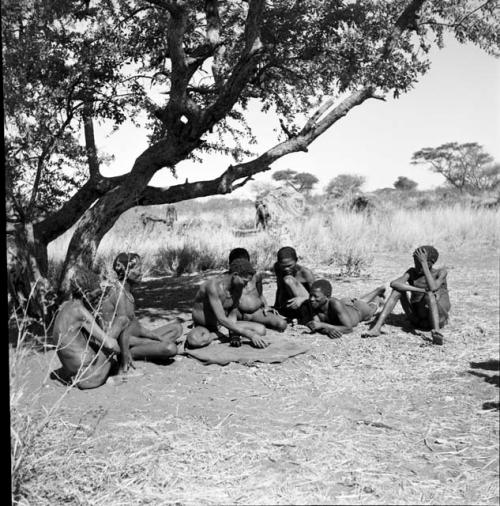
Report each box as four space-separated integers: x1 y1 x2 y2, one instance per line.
361 245 450 345
52 268 122 389
273 246 315 323
228 248 287 332
307 279 386 338
186 258 269 349
100 252 183 373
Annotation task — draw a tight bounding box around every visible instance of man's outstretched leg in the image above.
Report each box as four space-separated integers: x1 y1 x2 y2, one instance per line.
362 289 401 338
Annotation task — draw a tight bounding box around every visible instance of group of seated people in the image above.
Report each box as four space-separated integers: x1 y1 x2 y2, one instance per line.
52 244 450 389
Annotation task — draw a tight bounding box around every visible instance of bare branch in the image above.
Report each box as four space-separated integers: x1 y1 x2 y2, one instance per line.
232 174 254 191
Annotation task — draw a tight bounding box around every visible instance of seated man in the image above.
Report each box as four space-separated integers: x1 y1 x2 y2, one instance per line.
52 268 121 389
307 279 386 338
273 246 314 323
186 258 269 349
362 245 450 345
228 248 287 332
100 252 183 372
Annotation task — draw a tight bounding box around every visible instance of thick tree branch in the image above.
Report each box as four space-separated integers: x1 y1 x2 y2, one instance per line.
302 0 427 136
82 99 100 180
205 0 225 87
139 0 430 207
198 0 265 133
34 174 126 244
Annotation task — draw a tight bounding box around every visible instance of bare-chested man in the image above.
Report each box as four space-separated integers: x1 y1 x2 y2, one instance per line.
228 248 287 332
362 245 450 345
52 269 121 389
307 279 385 338
273 246 314 323
186 258 269 349
101 252 183 372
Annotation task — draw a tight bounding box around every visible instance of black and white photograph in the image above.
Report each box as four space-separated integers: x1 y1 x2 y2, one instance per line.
5 0 499 504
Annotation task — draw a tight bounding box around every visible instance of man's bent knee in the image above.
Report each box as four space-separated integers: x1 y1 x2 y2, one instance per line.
186 328 212 348
161 341 178 358
274 318 287 332
76 371 108 390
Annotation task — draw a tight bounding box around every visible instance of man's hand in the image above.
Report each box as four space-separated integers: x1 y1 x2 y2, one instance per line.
325 327 342 339
262 306 279 316
414 247 428 265
306 320 323 332
286 296 306 310
104 338 120 354
250 335 270 348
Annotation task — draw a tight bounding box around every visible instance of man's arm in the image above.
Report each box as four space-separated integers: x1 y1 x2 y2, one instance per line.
206 283 259 340
431 267 448 291
307 300 353 338
79 306 120 353
301 266 315 286
255 272 271 309
390 271 426 293
273 265 284 308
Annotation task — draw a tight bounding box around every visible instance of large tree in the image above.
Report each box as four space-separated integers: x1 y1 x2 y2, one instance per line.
4 0 499 317
411 142 500 194
272 170 319 194
394 176 418 191
325 173 366 198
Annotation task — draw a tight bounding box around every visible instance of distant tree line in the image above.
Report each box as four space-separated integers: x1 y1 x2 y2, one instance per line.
256 142 498 198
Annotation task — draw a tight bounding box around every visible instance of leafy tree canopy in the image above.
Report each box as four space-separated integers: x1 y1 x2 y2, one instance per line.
325 173 366 197
272 170 318 193
394 176 418 191
411 142 500 194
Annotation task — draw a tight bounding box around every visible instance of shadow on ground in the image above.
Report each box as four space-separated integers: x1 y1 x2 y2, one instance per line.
133 273 207 321
468 359 500 410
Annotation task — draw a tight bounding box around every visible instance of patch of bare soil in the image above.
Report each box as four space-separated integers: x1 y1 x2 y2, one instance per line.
15 247 499 505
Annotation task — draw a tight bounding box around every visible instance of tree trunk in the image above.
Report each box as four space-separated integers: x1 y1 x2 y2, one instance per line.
7 223 55 321
57 137 190 293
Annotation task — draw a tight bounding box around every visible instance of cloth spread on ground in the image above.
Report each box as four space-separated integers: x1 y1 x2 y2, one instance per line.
184 336 310 366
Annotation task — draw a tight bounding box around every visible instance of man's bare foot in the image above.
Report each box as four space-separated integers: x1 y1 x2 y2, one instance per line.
431 330 444 345
361 329 382 339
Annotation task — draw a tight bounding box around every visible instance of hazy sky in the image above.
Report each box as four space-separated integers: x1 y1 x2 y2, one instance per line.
98 36 500 196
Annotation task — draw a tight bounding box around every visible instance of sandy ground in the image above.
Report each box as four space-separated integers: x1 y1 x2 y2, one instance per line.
14 247 499 505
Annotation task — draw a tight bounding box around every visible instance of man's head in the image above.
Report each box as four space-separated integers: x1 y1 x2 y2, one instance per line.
413 245 439 272
309 279 332 309
69 267 100 302
276 246 298 276
229 247 250 265
229 258 255 287
113 252 142 283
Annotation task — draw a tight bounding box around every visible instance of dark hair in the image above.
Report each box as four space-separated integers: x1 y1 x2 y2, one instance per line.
229 247 250 264
277 246 297 262
113 252 141 279
311 279 332 298
69 268 100 300
229 258 255 277
413 245 439 265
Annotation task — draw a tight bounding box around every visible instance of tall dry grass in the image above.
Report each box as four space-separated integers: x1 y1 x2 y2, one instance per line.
48 204 499 280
